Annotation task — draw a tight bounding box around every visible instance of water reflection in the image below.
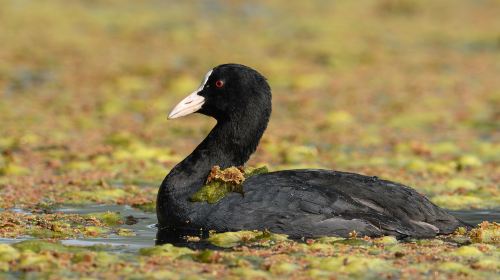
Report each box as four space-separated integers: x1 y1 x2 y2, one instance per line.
449 209 500 226
1 205 497 251
155 227 221 250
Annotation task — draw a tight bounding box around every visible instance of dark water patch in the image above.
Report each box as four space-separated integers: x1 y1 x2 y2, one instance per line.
55 205 220 251
156 227 222 250
449 209 500 226
4 68 55 96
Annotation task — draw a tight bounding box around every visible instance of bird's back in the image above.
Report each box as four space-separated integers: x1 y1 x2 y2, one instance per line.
200 169 466 239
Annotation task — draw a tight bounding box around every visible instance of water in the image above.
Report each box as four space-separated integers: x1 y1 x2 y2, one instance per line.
1 206 498 253
57 205 157 253
449 209 500 226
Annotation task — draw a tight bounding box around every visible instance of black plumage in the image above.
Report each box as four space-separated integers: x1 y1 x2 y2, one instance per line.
156 63 467 240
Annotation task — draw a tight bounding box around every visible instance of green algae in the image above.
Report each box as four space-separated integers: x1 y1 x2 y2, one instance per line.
446 178 478 191
17 252 60 272
29 228 73 239
0 211 118 239
190 166 268 204
116 228 135 236
208 231 261 248
132 201 156 212
373 236 399 245
139 243 193 258
457 154 483 168
85 211 122 226
451 245 483 257
208 230 288 248
231 267 270 279
472 258 500 270
190 180 237 204
0 0 499 278
0 244 20 271
62 189 128 204
243 166 269 178
13 240 84 254
468 222 500 244
308 255 392 276
0 223 498 279
83 226 109 237
438 261 473 274
269 262 300 275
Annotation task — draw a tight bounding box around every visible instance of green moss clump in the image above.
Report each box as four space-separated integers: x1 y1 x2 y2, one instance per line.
190 166 268 204
468 222 499 244
451 246 483 257
139 243 193 258
438 262 472 274
208 230 288 248
83 226 109 237
190 180 236 204
133 201 156 212
373 236 399 245
17 252 59 271
244 166 269 178
28 228 72 239
0 244 20 264
208 231 258 248
308 255 392 276
231 267 270 279
94 251 120 267
85 211 122 226
116 228 135 236
270 262 299 275
13 240 82 254
472 258 500 270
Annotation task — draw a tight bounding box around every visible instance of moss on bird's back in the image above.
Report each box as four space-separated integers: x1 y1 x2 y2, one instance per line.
190 166 268 204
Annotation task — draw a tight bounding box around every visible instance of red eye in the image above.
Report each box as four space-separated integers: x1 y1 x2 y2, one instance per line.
215 80 224 88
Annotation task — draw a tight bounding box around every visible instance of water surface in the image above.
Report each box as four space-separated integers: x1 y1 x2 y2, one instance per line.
1 206 498 253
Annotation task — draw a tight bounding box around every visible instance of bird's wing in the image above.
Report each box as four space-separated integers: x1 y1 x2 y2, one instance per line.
204 169 462 238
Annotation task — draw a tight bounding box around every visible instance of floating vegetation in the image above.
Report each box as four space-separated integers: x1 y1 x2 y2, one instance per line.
468 222 500 244
190 166 268 204
0 0 498 278
0 211 117 239
0 223 498 278
208 230 288 248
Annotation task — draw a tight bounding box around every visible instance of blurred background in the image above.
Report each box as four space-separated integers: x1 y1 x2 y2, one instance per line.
0 0 498 210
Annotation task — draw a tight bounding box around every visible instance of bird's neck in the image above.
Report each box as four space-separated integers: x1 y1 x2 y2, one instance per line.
157 111 269 222
176 115 267 185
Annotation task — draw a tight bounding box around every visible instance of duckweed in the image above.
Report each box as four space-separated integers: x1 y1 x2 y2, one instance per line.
0 223 496 278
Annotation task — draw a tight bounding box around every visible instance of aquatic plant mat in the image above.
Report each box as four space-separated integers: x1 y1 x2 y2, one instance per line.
190 165 269 203
1 0 499 278
0 208 499 279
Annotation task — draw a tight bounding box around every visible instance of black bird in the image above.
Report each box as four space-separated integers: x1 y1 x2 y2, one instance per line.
157 63 467 240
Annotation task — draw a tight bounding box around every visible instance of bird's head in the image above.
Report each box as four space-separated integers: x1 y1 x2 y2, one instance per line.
168 64 271 122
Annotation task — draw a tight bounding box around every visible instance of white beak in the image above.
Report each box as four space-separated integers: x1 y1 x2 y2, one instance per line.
168 69 213 119
168 91 205 119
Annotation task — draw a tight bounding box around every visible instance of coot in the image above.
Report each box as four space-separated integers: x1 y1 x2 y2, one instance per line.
157 63 467 239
